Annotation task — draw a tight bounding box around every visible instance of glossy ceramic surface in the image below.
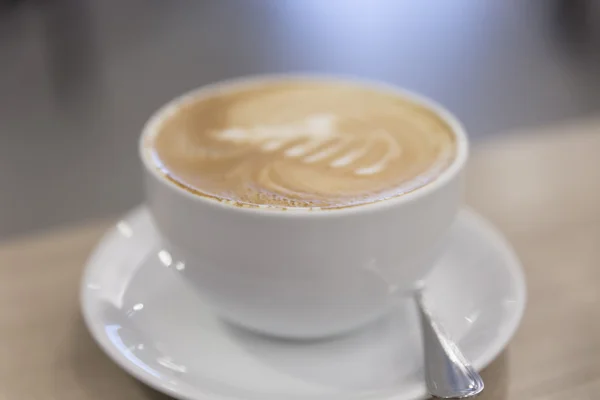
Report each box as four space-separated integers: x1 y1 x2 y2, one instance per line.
140 75 468 338
80 206 526 400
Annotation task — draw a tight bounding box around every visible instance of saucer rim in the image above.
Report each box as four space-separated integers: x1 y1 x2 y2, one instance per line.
80 206 526 400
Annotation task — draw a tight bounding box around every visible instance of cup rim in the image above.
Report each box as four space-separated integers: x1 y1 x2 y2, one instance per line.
139 73 468 218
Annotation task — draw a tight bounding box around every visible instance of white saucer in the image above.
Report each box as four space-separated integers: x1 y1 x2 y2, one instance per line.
81 207 526 400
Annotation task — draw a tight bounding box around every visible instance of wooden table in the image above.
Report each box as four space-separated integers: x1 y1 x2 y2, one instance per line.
1 120 599 399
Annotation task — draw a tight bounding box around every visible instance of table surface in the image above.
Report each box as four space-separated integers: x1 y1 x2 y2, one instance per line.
1 119 599 400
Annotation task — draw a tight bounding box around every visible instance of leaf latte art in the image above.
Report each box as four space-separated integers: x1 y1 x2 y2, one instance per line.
216 114 400 176
150 79 456 209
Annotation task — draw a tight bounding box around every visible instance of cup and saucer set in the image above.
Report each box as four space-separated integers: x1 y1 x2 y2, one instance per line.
80 76 526 400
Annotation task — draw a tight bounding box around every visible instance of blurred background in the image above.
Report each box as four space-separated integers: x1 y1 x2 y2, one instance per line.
1 0 600 239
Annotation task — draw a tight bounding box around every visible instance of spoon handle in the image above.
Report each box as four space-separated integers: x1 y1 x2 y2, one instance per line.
415 290 484 399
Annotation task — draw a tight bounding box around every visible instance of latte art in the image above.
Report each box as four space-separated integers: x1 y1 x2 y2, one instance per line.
149 79 456 209
215 114 401 176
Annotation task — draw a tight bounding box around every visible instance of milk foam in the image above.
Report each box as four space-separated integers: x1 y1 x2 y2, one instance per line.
150 79 456 209
213 114 400 176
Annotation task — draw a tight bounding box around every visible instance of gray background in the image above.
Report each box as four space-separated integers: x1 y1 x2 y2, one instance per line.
1 0 600 239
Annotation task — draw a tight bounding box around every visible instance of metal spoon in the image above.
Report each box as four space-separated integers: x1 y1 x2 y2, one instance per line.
365 263 484 398
414 288 484 398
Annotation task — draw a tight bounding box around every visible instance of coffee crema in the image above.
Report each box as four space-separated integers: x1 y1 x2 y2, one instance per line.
148 79 456 209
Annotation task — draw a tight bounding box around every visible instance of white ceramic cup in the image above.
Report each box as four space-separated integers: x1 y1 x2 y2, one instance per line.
140 75 468 339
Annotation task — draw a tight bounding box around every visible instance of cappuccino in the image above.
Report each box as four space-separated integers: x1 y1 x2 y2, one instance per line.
148 79 456 209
